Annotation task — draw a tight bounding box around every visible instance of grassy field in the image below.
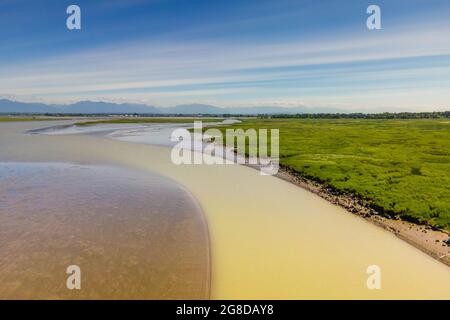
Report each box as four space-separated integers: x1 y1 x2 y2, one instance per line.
216 119 450 231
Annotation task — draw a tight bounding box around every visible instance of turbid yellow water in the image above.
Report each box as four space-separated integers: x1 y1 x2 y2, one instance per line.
1 121 449 299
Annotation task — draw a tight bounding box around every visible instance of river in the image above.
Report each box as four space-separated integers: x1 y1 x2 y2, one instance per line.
0 121 449 299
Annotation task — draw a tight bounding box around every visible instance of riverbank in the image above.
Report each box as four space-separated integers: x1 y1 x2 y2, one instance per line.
30 120 450 267
275 165 450 266
212 118 450 232
3 121 450 299
35 120 450 267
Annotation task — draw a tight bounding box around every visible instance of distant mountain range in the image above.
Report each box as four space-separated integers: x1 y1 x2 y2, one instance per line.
0 99 346 115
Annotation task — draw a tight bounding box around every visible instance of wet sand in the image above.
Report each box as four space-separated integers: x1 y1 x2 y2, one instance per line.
1 121 449 299
0 162 209 299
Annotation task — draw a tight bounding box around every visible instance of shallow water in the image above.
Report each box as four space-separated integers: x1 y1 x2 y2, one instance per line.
32 120 241 152
1 121 449 299
0 162 209 299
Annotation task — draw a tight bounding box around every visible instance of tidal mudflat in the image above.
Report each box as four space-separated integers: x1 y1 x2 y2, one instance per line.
0 163 209 299
1 121 449 299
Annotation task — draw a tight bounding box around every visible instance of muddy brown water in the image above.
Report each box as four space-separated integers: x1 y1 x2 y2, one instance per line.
0 162 209 299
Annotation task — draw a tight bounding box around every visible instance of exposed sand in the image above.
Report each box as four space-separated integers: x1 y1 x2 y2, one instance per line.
1 121 449 299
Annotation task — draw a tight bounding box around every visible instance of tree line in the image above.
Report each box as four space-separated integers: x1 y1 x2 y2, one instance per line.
260 111 450 119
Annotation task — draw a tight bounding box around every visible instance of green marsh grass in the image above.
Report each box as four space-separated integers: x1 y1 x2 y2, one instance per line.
214 119 450 231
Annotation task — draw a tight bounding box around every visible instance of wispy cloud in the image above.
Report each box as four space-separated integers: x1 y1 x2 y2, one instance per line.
1 18 450 110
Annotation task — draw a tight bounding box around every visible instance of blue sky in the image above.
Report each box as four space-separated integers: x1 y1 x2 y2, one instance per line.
0 0 450 111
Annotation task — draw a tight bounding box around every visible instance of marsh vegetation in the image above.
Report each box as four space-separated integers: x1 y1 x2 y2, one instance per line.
214 118 450 231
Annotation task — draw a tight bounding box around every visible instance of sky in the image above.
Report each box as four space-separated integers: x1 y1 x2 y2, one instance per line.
0 0 450 111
